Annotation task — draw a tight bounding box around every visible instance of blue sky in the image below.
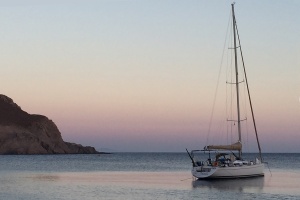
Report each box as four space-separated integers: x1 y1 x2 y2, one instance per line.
0 0 299 152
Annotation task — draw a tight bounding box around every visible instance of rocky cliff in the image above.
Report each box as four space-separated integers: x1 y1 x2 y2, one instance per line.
0 94 99 154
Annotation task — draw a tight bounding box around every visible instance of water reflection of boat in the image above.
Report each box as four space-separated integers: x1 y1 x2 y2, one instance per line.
192 176 264 192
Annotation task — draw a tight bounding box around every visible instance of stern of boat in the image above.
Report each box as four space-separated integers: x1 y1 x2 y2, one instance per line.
192 166 218 179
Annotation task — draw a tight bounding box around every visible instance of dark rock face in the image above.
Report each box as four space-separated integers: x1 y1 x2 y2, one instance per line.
0 94 98 154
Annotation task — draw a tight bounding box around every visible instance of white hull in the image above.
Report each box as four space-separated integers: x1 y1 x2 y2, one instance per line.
192 163 264 179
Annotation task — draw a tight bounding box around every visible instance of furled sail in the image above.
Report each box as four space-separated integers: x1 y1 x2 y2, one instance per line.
206 142 242 151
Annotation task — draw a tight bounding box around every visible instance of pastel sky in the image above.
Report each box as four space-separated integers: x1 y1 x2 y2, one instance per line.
1 0 299 152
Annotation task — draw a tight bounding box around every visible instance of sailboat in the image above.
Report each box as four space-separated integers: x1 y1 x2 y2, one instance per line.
186 3 264 179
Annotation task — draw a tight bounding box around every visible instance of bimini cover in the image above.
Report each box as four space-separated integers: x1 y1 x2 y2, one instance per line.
206 142 242 151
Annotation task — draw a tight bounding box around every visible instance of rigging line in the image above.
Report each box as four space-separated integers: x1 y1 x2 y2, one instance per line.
264 162 272 176
226 55 228 145
226 29 229 145
243 82 250 152
235 19 263 162
205 10 231 146
227 18 233 145
243 77 248 117
230 19 234 144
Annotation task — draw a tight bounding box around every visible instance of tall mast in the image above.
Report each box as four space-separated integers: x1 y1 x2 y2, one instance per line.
231 3 242 159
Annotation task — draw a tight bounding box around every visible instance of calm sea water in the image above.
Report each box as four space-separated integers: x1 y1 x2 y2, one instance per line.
0 153 300 199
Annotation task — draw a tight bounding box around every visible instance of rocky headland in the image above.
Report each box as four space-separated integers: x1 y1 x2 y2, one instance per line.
0 94 99 154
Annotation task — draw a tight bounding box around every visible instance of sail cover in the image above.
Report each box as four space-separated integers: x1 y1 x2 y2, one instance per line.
206 142 242 151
